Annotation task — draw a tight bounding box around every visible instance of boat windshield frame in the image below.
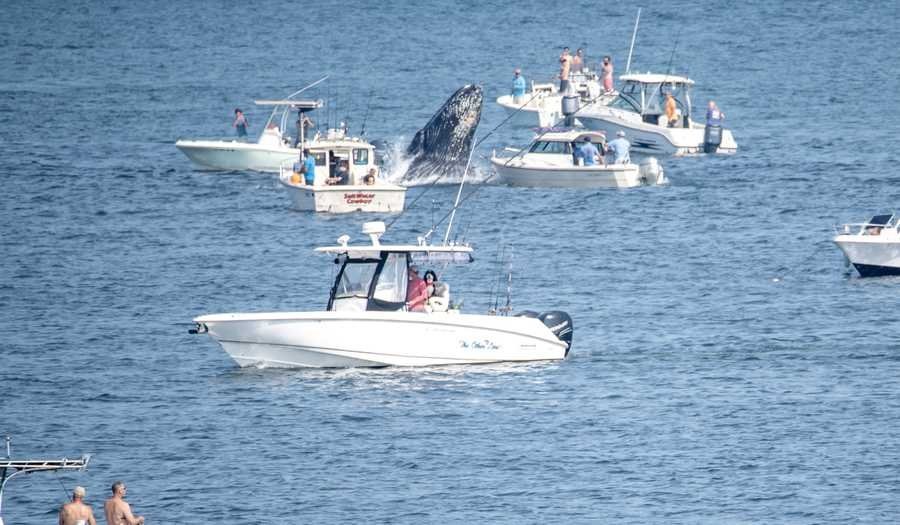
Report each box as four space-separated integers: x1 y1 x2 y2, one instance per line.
618 79 693 117
326 248 472 312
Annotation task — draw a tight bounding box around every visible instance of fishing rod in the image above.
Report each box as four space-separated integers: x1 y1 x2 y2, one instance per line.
360 90 374 136
625 8 642 74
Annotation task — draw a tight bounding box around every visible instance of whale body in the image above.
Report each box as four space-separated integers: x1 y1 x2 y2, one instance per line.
403 84 483 183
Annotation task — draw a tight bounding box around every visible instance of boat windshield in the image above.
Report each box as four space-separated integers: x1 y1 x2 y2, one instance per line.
331 258 378 311
529 140 573 154
609 94 641 113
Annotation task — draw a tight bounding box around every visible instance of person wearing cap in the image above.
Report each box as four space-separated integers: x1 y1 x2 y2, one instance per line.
511 68 526 104
406 265 428 312
574 135 600 166
104 481 144 525
59 486 98 525
607 130 631 164
302 148 316 185
232 108 249 139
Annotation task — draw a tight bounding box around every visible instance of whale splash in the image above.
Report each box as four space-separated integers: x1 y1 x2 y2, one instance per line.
400 84 483 184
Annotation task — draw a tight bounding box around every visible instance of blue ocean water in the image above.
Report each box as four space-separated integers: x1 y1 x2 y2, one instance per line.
2 1 900 523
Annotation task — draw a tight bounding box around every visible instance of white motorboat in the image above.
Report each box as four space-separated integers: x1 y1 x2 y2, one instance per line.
278 129 406 213
495 72 617 127
175 87 328 172
834 213 900 277
577 73 738 156
191 221 573 368
490 129 665 188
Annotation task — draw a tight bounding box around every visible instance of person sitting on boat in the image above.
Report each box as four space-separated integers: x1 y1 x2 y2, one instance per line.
574 136 600 166
233 108 249 139
424 270 450 313
406 265 428 312
302 148 316 185
511 68 526 104
665 93 679 128
364 168 377 185
328 159 350 185
706 101 724 127
607 130 631 164
59 486 98 525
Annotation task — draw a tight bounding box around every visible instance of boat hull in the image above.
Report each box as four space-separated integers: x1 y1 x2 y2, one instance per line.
834 236 900 277
579 109 737 156
279 175 406 213
490 155 665 188
175 140 299 172
193 311 568 368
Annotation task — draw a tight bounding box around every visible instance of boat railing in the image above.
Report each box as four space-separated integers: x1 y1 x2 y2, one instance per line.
836 219 898 236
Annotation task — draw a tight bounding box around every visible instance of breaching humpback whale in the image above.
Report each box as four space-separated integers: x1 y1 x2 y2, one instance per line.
403 84 483 183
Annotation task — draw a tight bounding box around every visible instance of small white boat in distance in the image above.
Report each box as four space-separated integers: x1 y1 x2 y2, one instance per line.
496 72 617 127
834 213 900 277
577 73 738 156
176 96 323 172
191 221 573 368
490 129 666 188
278 129 405 213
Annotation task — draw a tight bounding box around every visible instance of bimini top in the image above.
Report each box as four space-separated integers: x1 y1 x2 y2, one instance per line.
254 99 323 109
314 221 474 263
620 73 695 86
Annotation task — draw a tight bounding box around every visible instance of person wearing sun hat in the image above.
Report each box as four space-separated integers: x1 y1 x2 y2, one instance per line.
607 130 631 164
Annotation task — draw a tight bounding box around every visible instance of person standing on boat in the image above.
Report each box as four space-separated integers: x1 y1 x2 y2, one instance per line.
704 101 725 153
705 101 724 126
511 68 526 104
601 56 614 94
302 148 316 186
406 265 428 312
572 48 585 73
233 108 249 139
103 481 144 525
559 47 572 92
59 486 98 525
574 136 600 166
607 130 631 164
665 93 678 127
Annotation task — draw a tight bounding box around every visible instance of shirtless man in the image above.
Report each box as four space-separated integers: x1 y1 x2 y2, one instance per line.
104 481 144 525
59 486 97 525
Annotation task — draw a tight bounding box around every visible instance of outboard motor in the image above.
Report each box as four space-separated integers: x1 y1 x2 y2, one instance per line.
560 85 580 128
639 157 665 185
538 311 574 355
703 124 722 153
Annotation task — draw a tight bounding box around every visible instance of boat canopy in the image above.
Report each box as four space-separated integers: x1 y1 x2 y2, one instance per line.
869 214 894 226
614 73 694 120
319 222 472 312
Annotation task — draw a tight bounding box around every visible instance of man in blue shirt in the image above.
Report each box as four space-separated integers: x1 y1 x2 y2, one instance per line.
303 148 316 185
706 100 724 126
607 131 631 164
511 68 526 104
574 136 599 166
